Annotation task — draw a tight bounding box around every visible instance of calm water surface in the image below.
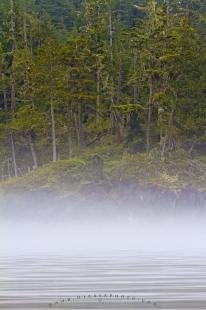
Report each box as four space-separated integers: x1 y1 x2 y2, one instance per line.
0 251 206 309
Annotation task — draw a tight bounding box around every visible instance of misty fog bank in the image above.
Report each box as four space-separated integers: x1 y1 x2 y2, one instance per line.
1 183 206 220
1 186 206 255
1 216 206 255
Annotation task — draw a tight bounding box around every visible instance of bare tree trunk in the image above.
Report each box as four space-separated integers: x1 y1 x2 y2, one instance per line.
11 77 16 113
188 141 196 155
133 54 138 104
146 78 153 153
10 2 18 175
67 102 73 158
2 73 8 109
74 112 81 155
166 0 170 25
50 99 57 162
186 3 190 17
7 159 11 178
160 109 174 161
77 101 84 154
3 90 8 110
74 101 83 155
96 59 101 122
115 113 121 144
28 134 38 168
117 60 122 105
10 0 16 113
10 81 16 171
68 131 72 159
160 137 167 161
10 133 18 177
1 165 4 182
108 1 114 107
10 0 15 37
114 60 122 144
23 12 28 48
109 3 113 62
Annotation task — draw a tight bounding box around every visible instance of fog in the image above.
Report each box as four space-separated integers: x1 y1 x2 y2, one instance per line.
1 194 206 255
1 194 206 309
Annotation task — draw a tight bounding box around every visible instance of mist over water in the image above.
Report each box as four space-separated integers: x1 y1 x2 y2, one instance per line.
1 193 206 309
1 193 206 255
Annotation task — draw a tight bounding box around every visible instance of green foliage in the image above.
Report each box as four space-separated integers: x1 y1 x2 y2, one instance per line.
0 0 205 181
107 152 206 190
1 159 87 192
10 105 45 130
2 152 206 193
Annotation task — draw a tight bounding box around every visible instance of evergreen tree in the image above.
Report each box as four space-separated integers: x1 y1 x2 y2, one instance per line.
0 0 205 176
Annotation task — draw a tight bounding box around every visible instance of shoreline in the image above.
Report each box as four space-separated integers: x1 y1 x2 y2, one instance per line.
1 300 206 309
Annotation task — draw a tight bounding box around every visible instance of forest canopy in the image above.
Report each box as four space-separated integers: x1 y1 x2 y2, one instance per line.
0 0 206 178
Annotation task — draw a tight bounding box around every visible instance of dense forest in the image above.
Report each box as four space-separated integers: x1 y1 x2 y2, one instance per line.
0 0 206 179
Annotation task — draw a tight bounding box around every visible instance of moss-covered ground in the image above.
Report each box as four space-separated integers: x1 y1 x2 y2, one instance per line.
1 147 206 195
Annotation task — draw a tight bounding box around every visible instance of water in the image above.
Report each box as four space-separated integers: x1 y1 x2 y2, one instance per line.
1 251 206 309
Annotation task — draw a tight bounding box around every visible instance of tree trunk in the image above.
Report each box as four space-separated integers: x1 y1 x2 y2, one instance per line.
10 0 16 113
117 60 122 105
96 59 101 122
109 4 113 62
166 0 170 25
10 133 18 177
112 111 121 144
50 99 57 162
67 103 73 158
146 78 153 153
78 101 83 154
68 130 72 159
3 89 8 110
74 101 83 155
133 54 138 104
1 165 4 182
160 109 174 161
23 12 28 48
28 134 38 168
7 158 11 178
108 1 114 107
74 113 81 155
115 121 121 144
11 77 16 113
